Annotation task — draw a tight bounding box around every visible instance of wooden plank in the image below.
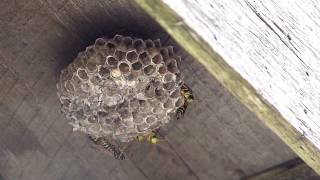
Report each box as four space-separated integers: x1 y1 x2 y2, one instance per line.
247 158 318 180
160 39 296 179
125 140 200 180
135 0 320 174
0 0 309 179
0 1 153 179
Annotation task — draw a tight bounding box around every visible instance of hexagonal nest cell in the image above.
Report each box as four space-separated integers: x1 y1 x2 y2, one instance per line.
57 35 184 142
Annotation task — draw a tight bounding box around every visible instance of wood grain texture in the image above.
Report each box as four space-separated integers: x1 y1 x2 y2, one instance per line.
0 0 303 179
248 158 319 180
135 0 320 175
162 0 320 148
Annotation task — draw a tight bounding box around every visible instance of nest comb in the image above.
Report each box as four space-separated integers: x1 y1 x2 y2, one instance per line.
57 35 185 142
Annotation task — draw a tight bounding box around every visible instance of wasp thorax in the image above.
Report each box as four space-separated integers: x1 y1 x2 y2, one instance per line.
57 35 185 142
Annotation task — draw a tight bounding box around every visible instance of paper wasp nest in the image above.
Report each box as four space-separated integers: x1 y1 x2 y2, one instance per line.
57 35 184 142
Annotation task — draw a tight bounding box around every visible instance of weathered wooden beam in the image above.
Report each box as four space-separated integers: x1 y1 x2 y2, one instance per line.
247 158 318 180
134 0 320 174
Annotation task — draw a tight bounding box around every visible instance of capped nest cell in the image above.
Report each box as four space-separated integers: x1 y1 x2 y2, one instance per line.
57 35 184 142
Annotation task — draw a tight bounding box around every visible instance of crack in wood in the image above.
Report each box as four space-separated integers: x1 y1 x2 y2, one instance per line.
244 0 308 67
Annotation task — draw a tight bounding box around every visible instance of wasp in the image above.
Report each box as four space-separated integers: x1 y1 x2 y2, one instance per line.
181 84 194 103
88 135 125 160
136 129 165 144
176 84 194 120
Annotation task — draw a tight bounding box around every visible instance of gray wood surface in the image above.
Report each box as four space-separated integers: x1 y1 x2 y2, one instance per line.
0 0 301 179
155 0 320 172
248 158 319 180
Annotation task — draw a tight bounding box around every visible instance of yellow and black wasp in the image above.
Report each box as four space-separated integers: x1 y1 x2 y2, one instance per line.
176 84 194 120
136 129 165 144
